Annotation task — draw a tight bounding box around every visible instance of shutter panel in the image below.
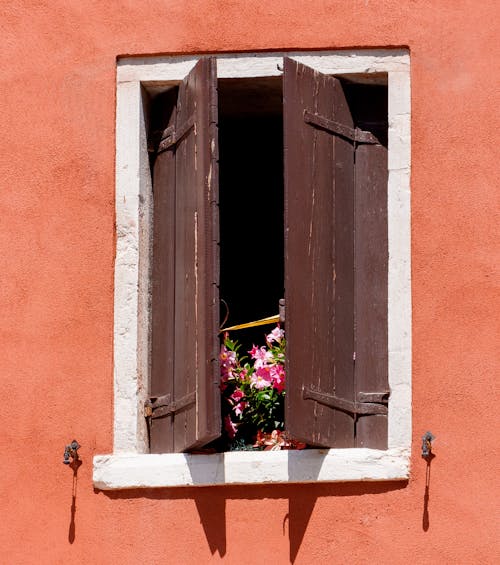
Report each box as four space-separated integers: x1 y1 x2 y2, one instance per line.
150 87 177 453
354 142 388 448
150 58 220 453
284 58 355 447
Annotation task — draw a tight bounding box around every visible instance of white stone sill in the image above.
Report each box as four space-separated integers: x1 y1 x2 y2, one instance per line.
93 448 410 489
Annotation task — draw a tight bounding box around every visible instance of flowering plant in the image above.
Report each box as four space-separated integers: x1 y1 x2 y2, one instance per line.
220 325 304 450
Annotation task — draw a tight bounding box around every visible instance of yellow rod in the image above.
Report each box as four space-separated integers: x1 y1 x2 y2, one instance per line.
219 314 280 333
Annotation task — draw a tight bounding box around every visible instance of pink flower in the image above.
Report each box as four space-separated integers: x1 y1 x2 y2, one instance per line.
266 326 285 344
233 401 247 417
224 415 237 439
230 388 244 402
220 345 238 386
250 366 273 389
237 367 248 382
219 345 236 368
270 364 285 393
219 366 236 391
249 345 273 368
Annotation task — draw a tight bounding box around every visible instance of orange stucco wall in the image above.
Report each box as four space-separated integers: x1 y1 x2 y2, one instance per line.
1 1 499 563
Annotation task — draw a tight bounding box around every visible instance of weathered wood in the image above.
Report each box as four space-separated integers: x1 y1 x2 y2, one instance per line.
150 58 220 453
150 88 177 453
284 58 356 447
354 141 388 448
174 57 221 452
205 57 221 448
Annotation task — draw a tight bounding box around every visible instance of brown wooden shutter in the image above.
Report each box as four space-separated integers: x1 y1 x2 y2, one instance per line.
354 142 388 449
150 58 220 453
284 58 356 447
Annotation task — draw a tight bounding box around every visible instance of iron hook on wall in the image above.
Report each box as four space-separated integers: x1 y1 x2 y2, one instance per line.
63 440 81 465
421 431 435 460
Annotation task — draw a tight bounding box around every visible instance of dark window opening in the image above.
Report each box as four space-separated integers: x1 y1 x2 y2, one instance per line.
342 78 388 148
147 86 178 172
218 77 284 352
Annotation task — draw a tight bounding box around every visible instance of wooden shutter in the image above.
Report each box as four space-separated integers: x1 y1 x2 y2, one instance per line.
284 58 389 448
150 58 220 453
284 58 356 447
354 142 388 449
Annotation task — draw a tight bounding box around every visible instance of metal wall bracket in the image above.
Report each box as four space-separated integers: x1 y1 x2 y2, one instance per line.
63 440 80 465
422 431 435 459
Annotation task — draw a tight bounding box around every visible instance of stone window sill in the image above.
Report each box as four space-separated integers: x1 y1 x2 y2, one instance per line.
93 448 409 489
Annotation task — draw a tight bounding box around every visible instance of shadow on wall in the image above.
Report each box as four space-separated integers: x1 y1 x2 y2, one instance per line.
422 452 435 532
98 481 406 562
68 458 82 544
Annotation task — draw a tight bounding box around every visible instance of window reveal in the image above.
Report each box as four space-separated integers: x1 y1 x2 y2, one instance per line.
147 57 389 454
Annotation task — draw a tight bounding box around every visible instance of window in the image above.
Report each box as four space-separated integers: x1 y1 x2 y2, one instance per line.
93 51 411 488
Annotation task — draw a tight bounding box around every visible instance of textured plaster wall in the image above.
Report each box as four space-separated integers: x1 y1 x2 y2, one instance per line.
0 1 498 564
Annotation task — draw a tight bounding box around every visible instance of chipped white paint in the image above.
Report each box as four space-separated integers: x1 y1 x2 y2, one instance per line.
96 50 411 488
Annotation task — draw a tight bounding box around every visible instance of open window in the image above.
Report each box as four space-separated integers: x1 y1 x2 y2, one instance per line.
93 50 411 488
146 57 390 453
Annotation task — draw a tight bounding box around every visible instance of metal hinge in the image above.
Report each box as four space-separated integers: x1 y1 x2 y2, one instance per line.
279 298 286 324
304 110 380 144
148 114 196 155
303 386 389 416
145 391 197 420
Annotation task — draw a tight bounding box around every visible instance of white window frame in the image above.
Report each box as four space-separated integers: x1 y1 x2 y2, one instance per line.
93 50 411 489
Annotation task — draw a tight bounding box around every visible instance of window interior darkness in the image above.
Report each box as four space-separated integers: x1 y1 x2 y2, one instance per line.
342 76 388 148
218 78 284 351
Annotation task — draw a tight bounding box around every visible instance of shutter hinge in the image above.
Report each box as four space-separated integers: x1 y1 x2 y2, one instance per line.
302 386 389 416
145 391 197 419
303 110 379 144
149 114 196 155
279 298 286 324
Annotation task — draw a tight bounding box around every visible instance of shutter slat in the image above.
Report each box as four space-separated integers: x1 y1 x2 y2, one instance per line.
205 58 221 441
150 90 177 453
284 58 355 447
330 75 356 448
174 67 198 451
193 57 221 446
354 142 388 448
